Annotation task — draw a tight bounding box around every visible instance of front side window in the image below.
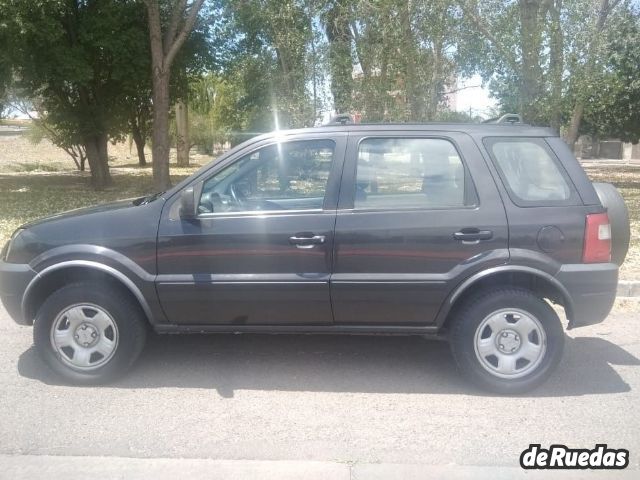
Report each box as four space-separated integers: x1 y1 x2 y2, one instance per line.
199 139 335 213
486 138 574 205
354 138 473 209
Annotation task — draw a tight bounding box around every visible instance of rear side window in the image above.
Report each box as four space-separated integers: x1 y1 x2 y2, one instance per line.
485 138 578 206
354 138 477 210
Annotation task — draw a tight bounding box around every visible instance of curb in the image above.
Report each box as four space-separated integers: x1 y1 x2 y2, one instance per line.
617 280 640 297
1 455 637 480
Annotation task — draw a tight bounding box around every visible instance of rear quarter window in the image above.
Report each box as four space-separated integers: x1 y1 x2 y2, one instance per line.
484 137 581 207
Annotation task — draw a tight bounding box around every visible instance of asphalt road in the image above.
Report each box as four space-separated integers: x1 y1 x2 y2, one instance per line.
1 302 639 475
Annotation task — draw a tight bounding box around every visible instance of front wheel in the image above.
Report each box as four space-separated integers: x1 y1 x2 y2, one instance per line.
449 287 564 394
33 282 147 384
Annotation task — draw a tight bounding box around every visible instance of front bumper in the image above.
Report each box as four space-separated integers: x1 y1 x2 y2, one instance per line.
0 259 37 325
555 263 618 329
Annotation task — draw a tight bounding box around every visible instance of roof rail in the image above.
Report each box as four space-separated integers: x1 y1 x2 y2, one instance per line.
324 114 353 126
482 113 523 125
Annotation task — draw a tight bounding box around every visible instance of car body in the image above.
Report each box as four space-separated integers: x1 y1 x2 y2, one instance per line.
0 122 625 392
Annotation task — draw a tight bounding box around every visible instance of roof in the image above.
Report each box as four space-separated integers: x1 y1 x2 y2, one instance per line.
249 123 559 141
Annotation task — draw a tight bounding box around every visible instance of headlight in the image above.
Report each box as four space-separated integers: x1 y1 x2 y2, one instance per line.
3 228 24 262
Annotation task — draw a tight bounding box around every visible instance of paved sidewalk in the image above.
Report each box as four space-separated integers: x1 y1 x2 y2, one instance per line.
1 455 638 480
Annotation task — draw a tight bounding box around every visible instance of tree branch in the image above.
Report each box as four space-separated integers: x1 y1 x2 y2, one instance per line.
164 0 188 53
144 0 165 74
442 84 482 95
164 0 205 69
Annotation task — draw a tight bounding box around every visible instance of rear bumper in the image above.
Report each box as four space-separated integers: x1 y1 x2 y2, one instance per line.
0 260 37 325
555 263 618 329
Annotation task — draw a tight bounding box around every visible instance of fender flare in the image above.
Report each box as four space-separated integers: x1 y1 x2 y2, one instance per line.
435 265 574 327
22 260 154 322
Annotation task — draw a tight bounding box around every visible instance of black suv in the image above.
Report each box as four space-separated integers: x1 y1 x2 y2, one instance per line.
0 122 629 393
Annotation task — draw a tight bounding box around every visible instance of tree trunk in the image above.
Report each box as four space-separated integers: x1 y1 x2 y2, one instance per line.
144 0 204 190
79 149 86 172
151 72 171 191
175 99 190 167
131 122 147 166
84 134 111 189
309 0 318 122
566 0 614 149
325 1 353 114
426 43 444 121
401 0 423 121
518 0 544 123
549 0 564 132
565 103 584 151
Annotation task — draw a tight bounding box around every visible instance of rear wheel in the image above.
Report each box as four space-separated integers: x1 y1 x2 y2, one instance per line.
34 282 147 384
449 288 564 394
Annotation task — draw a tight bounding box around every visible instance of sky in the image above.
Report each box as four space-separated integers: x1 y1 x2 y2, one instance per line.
455 74 498 118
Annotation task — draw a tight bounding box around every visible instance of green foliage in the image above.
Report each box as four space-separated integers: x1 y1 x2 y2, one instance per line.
460 0 638 139
0 0 154 186
322 0 467 122
7 1 148 136
3 0 639 165
434 109 483 123
582 6 640 143
226 0 315 128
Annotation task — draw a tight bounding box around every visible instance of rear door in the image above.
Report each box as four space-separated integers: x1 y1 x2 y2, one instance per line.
331 131 509 325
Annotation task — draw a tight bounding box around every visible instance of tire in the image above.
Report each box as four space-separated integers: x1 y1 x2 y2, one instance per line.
593 182 630 266
33 282 147 385
449 287 564 394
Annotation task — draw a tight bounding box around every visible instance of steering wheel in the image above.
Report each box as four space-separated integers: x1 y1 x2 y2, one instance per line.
229 182 246 207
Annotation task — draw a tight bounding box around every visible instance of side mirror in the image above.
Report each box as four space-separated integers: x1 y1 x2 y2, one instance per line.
179 186 197 219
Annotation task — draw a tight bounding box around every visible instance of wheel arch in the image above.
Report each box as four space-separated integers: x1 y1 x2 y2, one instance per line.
437 266 574 330
22 261 153 326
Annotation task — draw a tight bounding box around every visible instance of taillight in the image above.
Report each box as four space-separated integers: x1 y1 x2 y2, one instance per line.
583 212 611 263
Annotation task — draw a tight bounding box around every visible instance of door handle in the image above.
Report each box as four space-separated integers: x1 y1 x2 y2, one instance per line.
289 234 326 249
453 229 493 243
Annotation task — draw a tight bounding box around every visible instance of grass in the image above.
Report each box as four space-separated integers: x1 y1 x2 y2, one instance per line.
0 119 30 127
0 136 637 280
0 169 198 246
583 164 640 281
0 135 206 245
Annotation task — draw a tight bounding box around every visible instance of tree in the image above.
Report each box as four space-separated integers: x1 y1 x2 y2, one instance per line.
127 94 152 166
457 0 551 124
227 0 316 128
323 0 354 113
582 5 640 143
175 99 190 166
3 0 153 188
457 0 631 141
0 27 9 118
22 103 89 171
0 3 11 118
565 0 623 147
346 0 462 122
143 0 206 191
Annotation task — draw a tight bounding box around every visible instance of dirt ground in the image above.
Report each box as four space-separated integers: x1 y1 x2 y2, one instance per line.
0 134 637 280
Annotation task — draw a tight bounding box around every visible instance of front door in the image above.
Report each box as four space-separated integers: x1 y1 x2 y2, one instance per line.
156 135 346 325
331 132 509 325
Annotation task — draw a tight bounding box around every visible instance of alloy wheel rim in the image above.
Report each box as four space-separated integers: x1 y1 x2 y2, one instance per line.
473 308 547 379
50 303 119 371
